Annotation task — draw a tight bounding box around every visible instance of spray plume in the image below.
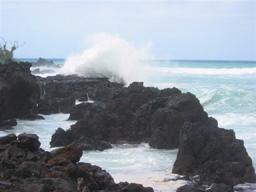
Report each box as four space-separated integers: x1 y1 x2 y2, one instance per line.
60 33 152 84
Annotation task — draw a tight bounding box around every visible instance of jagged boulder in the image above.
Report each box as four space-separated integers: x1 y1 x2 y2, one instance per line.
72 136 112 151
50 127 75 147
114 182 154 192
123 82 160 111
17 133 41 151
176 184 205 192
131 93 211 148
0 61 40 120
51 83 184 148
166 93 209 124
0 133 17 145
0 118 17 130
38 95 75 114
172 122 256 189
48 144 82 166
68 102 91 120
36 75 124 115
31 57 56 67
0 133 153 192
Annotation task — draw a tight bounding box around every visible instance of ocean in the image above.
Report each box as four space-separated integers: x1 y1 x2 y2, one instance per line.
1 59 256 191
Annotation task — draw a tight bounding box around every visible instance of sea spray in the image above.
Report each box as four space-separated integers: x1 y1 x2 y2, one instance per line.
60 33 152 84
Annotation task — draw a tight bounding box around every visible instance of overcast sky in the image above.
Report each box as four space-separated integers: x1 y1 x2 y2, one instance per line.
0 0 255 60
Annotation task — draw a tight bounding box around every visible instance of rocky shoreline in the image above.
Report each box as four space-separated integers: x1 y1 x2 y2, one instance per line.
0 133 153 192
0 59 256 191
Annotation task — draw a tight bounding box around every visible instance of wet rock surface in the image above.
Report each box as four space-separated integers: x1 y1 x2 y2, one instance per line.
36 75 124 114
71 136 112 151
0 133 153 192
51 85 207 149
50 82 256 191
0 118 17 131
0 60 40 120
31 58 59 68
172 122 256 191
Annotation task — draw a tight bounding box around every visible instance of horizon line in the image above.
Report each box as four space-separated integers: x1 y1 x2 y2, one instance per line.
16 58 256 62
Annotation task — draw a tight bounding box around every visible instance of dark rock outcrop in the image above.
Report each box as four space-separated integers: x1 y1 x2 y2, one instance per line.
0 61 40 120
0 133 17 145
172 122 256 190
0 133 153 192
68 102 91 120
50 127 75 147
38 95 75 115
51 82 183 148
21 114 45 120
50 81 256 190
72 136 112 151
131 92 208 148
0 118 17 126
17 133 41 151
50 128 112 151
0 118 17 130
176 184 205 192
36 75 124 114
54 90 208 149
48 144 82 166
31 58 59 67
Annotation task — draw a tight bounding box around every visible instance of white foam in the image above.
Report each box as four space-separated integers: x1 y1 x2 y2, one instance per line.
60 33 152 84
199 89 217 105
111 172 188 192
0 114 75 151
30 66 60 77
145 66 256 75
80 144 181 192
234 183 256 192
212 113 256 128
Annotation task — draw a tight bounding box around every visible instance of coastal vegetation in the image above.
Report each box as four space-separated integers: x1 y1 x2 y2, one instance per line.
0 37 25 64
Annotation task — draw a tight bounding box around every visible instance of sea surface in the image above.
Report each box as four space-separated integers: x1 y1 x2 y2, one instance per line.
1 59 256 191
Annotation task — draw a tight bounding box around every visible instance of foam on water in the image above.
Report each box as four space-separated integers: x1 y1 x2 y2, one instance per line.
0 114 75 151
0 115 186 191
145 66 256 75
80 144 187 192
31 66 60 77
235 183 256 192
212 113 256 169
147 60 256 182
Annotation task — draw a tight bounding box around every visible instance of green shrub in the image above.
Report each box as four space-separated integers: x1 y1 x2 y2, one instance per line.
0 38 25 64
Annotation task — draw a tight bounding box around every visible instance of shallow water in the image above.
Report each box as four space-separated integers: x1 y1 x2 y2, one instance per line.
0 113 187 191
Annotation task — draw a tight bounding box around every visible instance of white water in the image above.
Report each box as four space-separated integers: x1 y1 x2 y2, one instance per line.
145 66 256 75
2 112 254 191
0 114 75 151
0 113 188 191
60 33 152 84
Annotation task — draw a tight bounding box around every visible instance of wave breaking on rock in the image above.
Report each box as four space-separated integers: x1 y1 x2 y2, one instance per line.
60 33 152 84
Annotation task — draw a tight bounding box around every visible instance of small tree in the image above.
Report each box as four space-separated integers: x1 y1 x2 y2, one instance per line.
0 38 25 64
